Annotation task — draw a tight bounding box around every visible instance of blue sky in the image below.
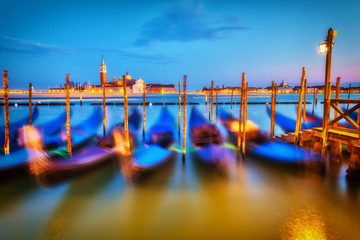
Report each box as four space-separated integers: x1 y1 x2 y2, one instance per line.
0 0 359 90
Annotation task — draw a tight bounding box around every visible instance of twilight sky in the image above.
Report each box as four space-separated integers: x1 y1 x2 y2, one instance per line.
1 0 359 91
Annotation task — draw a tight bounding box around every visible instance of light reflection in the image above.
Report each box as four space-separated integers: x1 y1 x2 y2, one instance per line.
18 125 50 175
280 208 329 240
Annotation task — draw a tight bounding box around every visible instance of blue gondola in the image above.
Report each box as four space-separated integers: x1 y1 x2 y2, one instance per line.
129 107 176 177
0 108 103 179
0 106 39 150
189 107 235 173
265 105 320 133
30 108 141 185
219 109 321 169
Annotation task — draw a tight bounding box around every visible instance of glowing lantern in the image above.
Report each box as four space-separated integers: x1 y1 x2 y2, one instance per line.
318 43 327 54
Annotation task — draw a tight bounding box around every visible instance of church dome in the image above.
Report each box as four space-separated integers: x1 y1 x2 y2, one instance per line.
124 72 131 80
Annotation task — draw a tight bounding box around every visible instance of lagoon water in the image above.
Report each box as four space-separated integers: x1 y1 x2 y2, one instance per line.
0 93 360 239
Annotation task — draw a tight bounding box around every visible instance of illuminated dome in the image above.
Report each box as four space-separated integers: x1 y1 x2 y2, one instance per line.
124 72 131 80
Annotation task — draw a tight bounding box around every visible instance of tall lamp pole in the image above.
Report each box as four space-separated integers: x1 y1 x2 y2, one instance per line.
319 27 336 154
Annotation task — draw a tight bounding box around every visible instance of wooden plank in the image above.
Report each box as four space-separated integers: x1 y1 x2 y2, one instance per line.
331 126 358 135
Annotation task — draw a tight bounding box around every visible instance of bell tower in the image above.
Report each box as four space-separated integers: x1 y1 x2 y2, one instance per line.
100 55 107 85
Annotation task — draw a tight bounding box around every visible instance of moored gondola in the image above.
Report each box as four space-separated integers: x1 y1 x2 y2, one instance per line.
0 108 103 180
20 108 141 185
189 107 235 174
265 105 320 133
124 107 177 179
1 106 40 151
219 109 322 170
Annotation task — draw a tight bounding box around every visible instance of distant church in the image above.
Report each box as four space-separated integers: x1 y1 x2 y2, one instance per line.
277 80 293 93
94 55 176 94
98 56 145 93
100 55 107 85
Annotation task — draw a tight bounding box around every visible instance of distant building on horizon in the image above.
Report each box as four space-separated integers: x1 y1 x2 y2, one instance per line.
48 56 178 93
277 80 293 93
100 55 107 85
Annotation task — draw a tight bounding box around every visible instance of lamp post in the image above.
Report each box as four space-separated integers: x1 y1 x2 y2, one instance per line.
319 27 336 154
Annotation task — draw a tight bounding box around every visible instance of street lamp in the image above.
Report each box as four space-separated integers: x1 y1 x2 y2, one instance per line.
318 42 335 54
318 43 327 54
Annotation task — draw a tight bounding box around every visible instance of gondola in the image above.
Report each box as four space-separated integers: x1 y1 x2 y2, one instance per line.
125 107 176 178
0 106 40 150
17 108 141 185
189 107 235 174
0 108 103 179
265 105 320 133
42 107 102 149
219 110 321 169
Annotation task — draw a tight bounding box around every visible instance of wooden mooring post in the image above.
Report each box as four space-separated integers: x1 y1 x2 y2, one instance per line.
102 83 106 137
3 70 9 155
123 75 130 155
182 75 187 162
334 77 341 126
347 83 351 110
143 82 146 140
205 91 208 105
303 78 307 123
315 88 318 105
216 86 219 116
322 81 332 155
312 88 316 115
238 73 246 153
29 83 32 126
321 28 335 156
270 81 277 139
66 74 72 156
242 81 248 157
80 90 83 106
230 89 234 116
210 81 214 125
294 67 306 145
178 81 181 136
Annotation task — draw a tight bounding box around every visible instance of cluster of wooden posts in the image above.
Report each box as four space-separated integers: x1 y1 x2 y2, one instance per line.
2 71 133 157
270 66 360 166
2 69 358 165
204 73 248 157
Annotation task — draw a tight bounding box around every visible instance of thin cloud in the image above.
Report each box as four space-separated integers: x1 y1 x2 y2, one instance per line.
0 36 173 63
134 1 247 46
1 36 72 55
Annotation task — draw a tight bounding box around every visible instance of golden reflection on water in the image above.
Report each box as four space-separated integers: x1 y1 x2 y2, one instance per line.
280 207 329 240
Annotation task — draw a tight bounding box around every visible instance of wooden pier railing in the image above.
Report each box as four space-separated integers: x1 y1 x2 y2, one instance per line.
321 98 360 147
